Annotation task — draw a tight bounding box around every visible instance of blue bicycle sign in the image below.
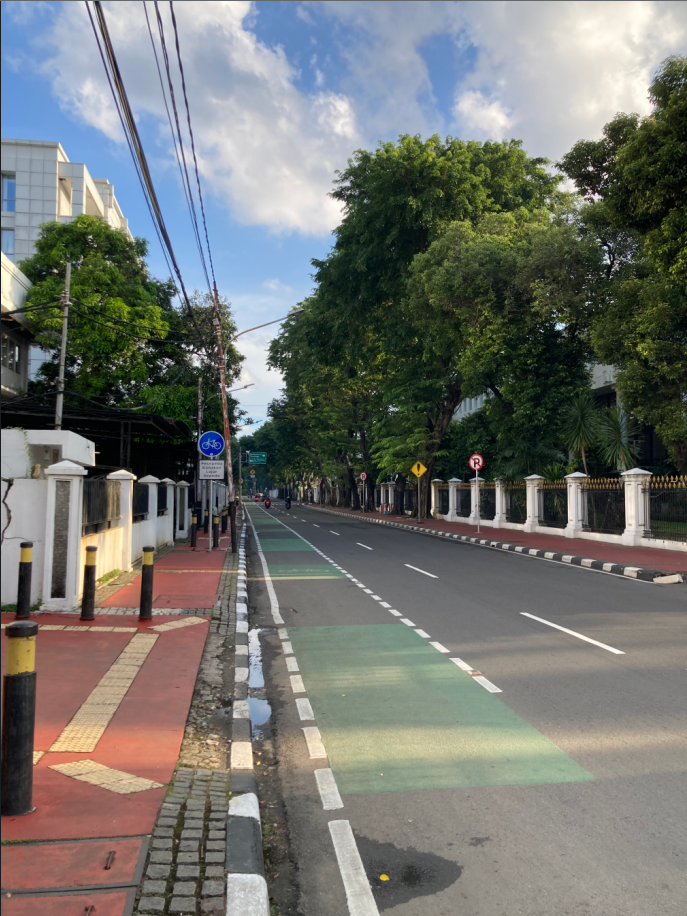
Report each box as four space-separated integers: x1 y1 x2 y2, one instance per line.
198 431 225 457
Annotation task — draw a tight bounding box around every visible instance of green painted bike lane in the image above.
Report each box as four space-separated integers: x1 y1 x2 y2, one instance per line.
248 507 594 796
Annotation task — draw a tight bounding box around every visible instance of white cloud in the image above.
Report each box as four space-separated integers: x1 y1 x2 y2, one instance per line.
454 90 512 140
36 0 357 235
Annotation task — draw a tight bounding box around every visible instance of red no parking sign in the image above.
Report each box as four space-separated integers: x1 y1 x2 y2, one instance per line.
469 453 484 471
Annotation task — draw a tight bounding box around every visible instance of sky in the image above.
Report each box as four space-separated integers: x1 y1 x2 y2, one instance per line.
2 0 685 435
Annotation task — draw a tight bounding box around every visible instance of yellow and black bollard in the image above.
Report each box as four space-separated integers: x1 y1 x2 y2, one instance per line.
213 513 220 549
1 620 38 816
139 546 155 620
221 507 228 533
203 508 210 534
81 545 97 621
190 511 198 548
16 541 33 619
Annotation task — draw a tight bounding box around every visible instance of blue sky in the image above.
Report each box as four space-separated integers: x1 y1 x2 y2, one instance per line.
2 0 685 432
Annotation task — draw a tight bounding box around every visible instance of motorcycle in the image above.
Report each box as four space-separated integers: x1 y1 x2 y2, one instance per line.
264 498 271 509
284 497 291 510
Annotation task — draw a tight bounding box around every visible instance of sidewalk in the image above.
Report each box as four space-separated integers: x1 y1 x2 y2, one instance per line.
1 525 239 916
304 504 687 577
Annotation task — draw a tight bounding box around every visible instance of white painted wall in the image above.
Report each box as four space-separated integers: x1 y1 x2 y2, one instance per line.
1 477 48 606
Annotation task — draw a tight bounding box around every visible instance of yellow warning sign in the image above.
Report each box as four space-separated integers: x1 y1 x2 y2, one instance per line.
410 461 427 477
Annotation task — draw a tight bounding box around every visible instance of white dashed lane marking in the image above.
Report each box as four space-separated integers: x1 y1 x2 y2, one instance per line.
357 543 373 550
520 612 625 654
404 563 439 578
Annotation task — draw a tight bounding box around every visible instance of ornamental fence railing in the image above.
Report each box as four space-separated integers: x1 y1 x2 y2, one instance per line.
478 481 496 520
505 481 526 523
538 480 567 528
643 476 687 543
582 478 625 535
132 482 149 522
83 479 121 535
157 482 168 516
456 483 471 517
438 485 449 515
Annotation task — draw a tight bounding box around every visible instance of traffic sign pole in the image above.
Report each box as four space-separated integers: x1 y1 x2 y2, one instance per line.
469 454 484 533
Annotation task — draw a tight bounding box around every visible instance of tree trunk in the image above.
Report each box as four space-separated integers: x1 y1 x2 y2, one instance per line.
393 474 406 515
347 465 361 509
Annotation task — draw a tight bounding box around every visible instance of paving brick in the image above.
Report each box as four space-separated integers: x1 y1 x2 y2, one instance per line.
176 865 200 879
146 864 172 880
142 879 167 895
204 851 224 864
201 880 224 897
200 899 224 916
184 818 204 829
168 898 197 914
152 838 173 849
150 851 173 864
208 812 225 820
153 827 174 838
179 840 199 851
177 852 199 864
137 898 166 914
157 816 177 827
207 830 224 841
205 840 225 851
181 829 203 839
204 866 224 878
173 880 197 896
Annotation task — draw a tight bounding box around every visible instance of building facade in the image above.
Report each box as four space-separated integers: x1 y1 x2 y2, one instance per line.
1 251 32 397
1 138 131 264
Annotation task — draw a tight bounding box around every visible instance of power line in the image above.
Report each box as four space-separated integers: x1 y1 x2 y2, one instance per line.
86 1 210 358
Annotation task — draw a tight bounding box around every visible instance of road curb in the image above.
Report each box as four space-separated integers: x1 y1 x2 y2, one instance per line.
226 518 270 916
306 506 683 585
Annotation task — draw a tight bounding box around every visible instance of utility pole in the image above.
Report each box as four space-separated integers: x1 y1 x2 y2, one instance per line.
196 377 203 524
212 282 237 553
54 262 71 431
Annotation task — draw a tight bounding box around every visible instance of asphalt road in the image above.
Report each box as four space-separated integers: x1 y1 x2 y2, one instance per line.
245 504 686 916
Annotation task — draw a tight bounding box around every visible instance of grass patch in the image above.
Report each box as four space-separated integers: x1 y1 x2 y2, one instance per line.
1 601 41 614
97 568 121 585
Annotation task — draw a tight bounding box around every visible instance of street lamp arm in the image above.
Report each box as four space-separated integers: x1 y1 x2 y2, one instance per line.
232 309 304 341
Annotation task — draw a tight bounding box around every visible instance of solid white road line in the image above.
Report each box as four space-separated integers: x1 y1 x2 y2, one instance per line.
400 618 416 626
357 543 373 550
430 642 450 653
315 768 344 810
404 563 438 578
330 531 341 536
328 820 379 916
520 612 625 654
473 675 502 693
303 726 328 759
246 510 284 625
450 657 473 671
296 698 315 720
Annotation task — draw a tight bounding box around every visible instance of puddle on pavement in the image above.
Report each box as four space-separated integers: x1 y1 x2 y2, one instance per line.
248 627 271 738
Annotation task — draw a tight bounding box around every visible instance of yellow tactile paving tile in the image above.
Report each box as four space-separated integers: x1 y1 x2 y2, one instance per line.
50 759 163 794
150 617 208 632
33 751 45 765
49 633 159 753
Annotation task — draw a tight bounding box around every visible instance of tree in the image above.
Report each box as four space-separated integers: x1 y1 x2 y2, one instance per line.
19 216 243 433
561 390 601 475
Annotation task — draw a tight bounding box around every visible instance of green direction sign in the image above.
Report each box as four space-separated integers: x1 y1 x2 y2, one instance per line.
249 452 267 465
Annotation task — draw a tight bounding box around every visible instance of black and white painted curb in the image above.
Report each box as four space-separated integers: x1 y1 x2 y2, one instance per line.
306 506 683 585
226 519 271 916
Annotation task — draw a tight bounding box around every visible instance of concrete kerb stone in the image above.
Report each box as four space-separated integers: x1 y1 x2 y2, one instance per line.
226 518 270 915
306 505 683 585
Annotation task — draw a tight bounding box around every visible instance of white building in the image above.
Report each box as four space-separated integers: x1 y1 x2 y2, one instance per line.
1 252 32 397
1 138 131 264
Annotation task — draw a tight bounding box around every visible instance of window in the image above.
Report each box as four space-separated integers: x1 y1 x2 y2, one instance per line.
1 333 21 373
2 174 16 212
1 229 15 260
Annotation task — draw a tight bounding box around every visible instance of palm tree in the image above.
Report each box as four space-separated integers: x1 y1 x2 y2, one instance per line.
561 390 600 476
598 406 642 472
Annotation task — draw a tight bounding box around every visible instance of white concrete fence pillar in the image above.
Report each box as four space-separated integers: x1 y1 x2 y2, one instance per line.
564 471 588 538
160 478 176 545
524 475 544 533
42 460 87 611
431 479 443 518
469 476 483 526
622 468 652 546
176 481 190 538
493 479 507 528
107 469 135 573
447 478 461 521
139 475 159 550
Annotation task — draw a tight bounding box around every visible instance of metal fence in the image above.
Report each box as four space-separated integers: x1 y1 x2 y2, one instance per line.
404 489 417 513
538 481 567 528
583 478 625 535
505 482 526 523
479 482 496 520
83 479 121 534
157 483 168 516
643 476 687 542
439 486 449 515
133 482 149 521
456 484 471 517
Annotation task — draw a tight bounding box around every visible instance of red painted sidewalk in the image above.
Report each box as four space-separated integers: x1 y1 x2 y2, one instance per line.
306 504 687 575
1 540 223 913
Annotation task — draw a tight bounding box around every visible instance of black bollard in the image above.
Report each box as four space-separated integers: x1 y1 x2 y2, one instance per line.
16 541 33 619
190 512 198 548
139 546 155 620
81 545 97 620
221 507 228 533
213 513 220 549
1 620 38 816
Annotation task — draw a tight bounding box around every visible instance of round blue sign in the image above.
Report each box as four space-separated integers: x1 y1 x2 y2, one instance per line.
198 430 225 457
